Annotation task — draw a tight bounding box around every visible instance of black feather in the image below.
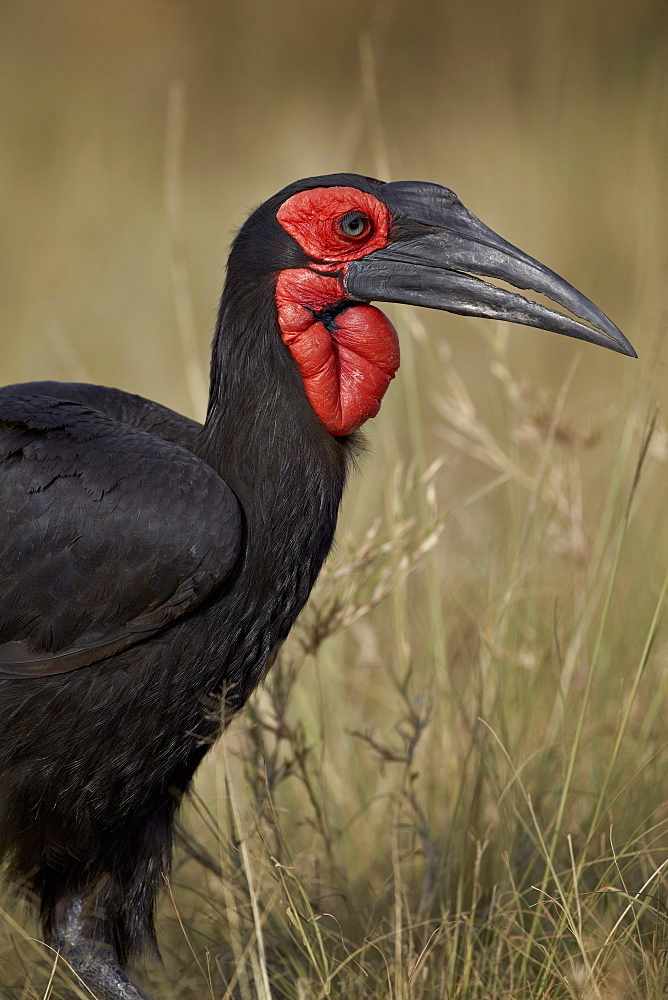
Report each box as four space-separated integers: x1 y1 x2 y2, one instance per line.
0 184 360 964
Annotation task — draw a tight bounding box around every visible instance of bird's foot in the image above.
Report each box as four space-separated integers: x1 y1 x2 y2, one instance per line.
52 895 153 1000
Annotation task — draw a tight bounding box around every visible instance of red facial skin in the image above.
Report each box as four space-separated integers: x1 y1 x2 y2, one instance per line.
275 187 400 436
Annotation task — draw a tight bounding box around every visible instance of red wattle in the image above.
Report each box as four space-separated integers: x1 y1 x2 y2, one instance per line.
276 269 400 436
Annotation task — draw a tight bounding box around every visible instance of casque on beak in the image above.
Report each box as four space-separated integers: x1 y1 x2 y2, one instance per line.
345 180 636 358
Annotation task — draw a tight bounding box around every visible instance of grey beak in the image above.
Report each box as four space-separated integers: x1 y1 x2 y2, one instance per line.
345 180 636 358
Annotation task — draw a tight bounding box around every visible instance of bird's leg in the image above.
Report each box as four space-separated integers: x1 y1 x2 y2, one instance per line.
51 894 153 1000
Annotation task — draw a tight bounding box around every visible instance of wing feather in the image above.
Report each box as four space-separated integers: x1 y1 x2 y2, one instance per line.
0 393 241 677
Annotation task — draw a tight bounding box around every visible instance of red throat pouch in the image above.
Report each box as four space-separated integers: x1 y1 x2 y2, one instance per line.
276 269 400 436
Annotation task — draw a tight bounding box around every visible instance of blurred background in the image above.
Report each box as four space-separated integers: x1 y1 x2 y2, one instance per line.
1 1 667 996
2 0 666 413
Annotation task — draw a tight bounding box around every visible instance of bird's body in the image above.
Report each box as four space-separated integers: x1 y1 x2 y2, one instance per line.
0 174 635 998
0 354 349 962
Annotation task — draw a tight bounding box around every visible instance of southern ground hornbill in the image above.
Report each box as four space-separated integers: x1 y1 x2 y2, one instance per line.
0 174 635 997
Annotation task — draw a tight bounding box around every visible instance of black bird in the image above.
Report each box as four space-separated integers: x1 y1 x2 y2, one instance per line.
0 174 635 998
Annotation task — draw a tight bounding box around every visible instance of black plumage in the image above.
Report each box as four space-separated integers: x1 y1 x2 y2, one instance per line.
0 173 634 998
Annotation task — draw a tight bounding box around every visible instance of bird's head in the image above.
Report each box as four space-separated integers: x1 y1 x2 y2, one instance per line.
226 173 636 438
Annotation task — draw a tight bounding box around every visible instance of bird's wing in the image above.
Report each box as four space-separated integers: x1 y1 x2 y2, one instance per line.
0 380 204 448
0 393 241 677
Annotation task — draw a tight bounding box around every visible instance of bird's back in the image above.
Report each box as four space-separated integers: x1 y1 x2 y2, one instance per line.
0 380 204 447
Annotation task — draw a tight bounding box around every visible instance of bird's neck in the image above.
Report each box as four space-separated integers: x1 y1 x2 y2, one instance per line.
201 279 352 511
194 281 356 702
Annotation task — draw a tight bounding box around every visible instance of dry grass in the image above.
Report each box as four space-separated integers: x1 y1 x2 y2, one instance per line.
2 324 665 999
0 1 666 996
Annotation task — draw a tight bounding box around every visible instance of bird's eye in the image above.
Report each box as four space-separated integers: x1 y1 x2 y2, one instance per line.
338 211 372 239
